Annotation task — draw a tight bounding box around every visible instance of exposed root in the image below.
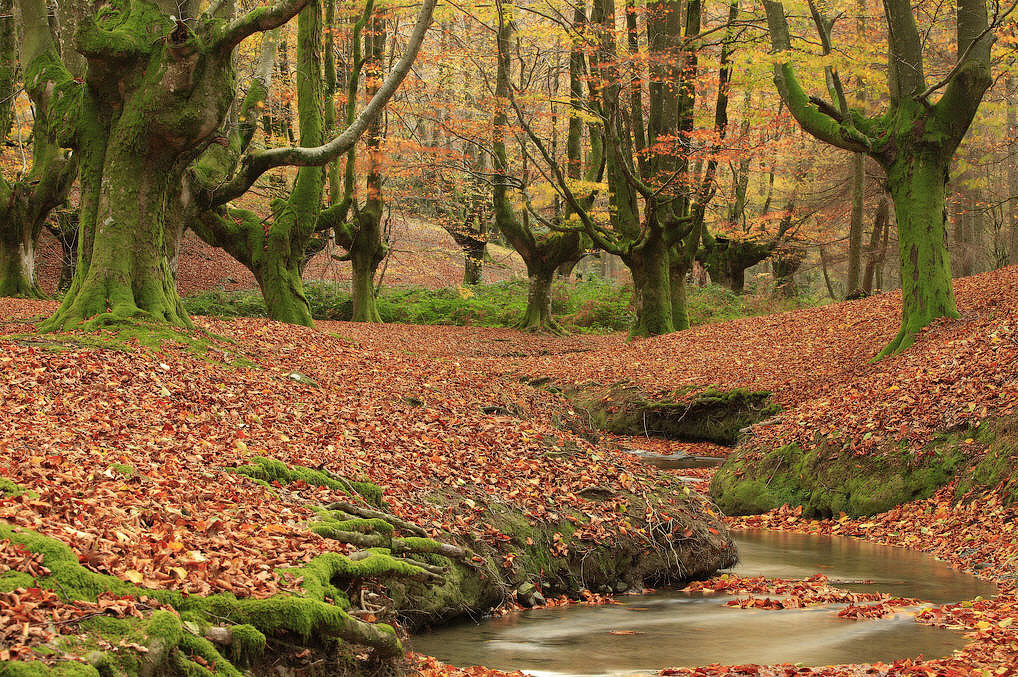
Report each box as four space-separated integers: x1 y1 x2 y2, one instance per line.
325 501 428 537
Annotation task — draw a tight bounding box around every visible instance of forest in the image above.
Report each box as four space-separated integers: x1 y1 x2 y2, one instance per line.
2 0 1018 675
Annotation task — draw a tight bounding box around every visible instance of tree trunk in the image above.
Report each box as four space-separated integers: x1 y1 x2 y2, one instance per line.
669 259 690 330
0 215 41 298
772 244 804 298
847 152 865 295
878 152 959 357
39 4 236 331
862 197 890 294
46 140 192 330
1009 75 1018 266
819 246 837 299
730 266 746 293
627 237 674 338
464 238 485 285
519 268 561 334
351 249 381 322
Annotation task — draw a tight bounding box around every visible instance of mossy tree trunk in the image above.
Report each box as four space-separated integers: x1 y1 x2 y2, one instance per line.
625 233 675 337
345 13 387 323
23 0 313 331
520 267 559 333
491 0 585 335
878 147 959 355
0 0 77 300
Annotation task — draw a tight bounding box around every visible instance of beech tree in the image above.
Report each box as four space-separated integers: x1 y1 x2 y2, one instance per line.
16 0 434 330
762 0 1004 356
0 0 77 297
323 2 390 322
492 0 592 333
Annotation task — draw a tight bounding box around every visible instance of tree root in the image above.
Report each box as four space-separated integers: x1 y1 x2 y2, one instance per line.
325 500 428 537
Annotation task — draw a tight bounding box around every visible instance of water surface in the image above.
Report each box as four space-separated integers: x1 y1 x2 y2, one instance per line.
411 530 994 676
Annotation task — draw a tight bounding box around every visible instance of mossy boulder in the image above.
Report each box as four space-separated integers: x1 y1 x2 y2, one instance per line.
709 421 1010 517
558 382 779 445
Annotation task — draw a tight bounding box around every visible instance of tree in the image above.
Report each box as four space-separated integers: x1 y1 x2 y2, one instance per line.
762 0 1000 356
325 3 390 322
0 0 77 298
492 0 591 334
16 0 434 331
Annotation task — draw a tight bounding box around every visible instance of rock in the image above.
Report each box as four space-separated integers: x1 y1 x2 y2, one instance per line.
517 582 545 608
614 582 628 593
286 372 319 387
624 449 725 470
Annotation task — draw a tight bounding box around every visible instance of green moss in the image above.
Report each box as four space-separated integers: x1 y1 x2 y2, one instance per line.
0 570 37 592
108 463 134 478
229 456 384 507
955 417 1018 503
0 662 99 677
225 624 265 666
712 430 971 517
0 522 424 670
177 633 243 677
22 319 253 368
0 478 37 499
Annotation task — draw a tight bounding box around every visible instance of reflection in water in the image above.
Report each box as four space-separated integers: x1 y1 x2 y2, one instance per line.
410 530 996 677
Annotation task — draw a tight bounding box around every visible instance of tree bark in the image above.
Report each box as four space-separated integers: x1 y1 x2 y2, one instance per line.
519 268 560 333
878 151 959 357
626 234 674 337
862 197 890 293
847 152 865 294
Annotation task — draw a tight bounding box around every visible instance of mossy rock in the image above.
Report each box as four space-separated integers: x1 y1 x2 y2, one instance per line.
710 425 983 517
560 382 779 445
955 416 1018 504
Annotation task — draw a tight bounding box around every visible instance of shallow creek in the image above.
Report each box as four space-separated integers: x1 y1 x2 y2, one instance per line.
410 530 997 676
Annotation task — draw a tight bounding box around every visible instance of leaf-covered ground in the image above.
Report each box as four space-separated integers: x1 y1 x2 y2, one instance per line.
3 266 1018 675
0 297 730 670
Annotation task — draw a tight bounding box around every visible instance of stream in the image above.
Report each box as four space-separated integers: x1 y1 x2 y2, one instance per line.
410 530 997 676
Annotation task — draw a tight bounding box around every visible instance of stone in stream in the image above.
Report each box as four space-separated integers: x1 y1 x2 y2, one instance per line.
624 448 725 470
517 582 546 608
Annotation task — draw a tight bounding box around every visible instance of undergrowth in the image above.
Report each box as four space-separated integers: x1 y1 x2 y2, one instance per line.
183 278 826 333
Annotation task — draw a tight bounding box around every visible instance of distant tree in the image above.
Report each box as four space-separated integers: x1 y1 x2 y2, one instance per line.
0 0 76 298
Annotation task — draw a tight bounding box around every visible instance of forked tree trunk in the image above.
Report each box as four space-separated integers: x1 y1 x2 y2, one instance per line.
38 5 236 331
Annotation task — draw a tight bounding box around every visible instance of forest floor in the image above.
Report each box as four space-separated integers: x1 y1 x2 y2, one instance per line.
2 266 1018 676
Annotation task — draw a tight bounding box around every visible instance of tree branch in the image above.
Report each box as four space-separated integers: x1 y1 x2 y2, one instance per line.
207 0 437 207
214 0 313 53
762 0 871 153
